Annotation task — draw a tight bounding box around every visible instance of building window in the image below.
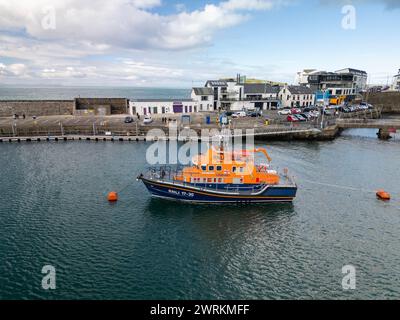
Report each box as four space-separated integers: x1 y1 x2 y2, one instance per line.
153 107 158 114
201 96 208 101
162 107 165 114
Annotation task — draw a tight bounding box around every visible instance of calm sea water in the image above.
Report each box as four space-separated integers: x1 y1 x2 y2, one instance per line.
0 87 191 100
0 129 399 300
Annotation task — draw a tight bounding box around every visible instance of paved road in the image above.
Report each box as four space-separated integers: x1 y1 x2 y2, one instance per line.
0 112 280 128
0 115 130 128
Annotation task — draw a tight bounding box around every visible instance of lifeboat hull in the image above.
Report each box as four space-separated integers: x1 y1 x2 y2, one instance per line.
139 177 297 204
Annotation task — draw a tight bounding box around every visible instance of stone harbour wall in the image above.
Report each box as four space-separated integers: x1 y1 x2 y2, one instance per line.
0 100 74 117
364 92 400 114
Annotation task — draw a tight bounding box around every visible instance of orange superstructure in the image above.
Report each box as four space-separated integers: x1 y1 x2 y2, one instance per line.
174 146 280 185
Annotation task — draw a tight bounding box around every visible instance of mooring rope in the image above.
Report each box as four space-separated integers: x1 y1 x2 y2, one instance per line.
300 178 399 207
300 178 374 194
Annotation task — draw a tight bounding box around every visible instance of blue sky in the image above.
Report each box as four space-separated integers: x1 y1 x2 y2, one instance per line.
0 0 399 87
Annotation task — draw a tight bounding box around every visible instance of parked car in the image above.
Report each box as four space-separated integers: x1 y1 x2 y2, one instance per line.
360 102 373 109
278 109 291 116
248 111 262 117
294 114 307 121
287 115 299 122
291 108 302 114
304 106 318 112
124 116 134 123
232 111 246 118
143 115 153 124
300 113 312 120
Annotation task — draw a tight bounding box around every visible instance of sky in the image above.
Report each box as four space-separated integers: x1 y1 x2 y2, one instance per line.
0 0 399 87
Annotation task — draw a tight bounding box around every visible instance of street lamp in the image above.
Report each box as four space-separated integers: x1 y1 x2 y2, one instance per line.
320 89 327 129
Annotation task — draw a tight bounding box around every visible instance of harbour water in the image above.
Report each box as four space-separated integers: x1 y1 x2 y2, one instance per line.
0 129 399 300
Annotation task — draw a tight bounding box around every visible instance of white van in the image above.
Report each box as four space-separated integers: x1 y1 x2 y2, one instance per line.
143 115 153 125
232 111 246 118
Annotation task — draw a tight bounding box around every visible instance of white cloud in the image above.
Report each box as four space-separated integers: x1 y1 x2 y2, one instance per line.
0 0 284 50
0 62 29 77
319 0 400 9
0 0 289 85
221 0 277 10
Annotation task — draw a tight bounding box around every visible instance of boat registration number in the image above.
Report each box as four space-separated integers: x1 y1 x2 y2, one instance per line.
168 189 195 198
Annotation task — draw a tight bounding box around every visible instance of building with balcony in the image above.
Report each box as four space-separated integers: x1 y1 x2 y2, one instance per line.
203 75 281 111
392 69 400 91
297 68 368 99
335 68 368 93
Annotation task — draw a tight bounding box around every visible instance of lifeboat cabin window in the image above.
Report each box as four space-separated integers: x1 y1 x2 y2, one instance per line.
239 167 244 173
201 165 207 171
232 167 237 173
209 166 214 171
216 166 222 171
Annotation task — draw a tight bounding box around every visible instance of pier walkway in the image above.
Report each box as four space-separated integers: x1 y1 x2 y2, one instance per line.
336 118 400 139
336 119 400 129
0 126 321 143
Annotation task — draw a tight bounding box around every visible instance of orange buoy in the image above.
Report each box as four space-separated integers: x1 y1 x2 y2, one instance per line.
376 190 390 201
107 191 118 202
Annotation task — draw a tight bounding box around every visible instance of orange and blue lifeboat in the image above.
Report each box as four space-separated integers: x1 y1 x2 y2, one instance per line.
138 146 297 204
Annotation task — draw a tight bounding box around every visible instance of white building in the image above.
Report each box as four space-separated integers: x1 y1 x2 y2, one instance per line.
233 83 280 111
297 68 368 97
204 76 280 111
204 79 243 110
191 88 215 112
392 69 400 91
129 99 198 116
335 68 368 93
295 69 318 86
279 86 315 109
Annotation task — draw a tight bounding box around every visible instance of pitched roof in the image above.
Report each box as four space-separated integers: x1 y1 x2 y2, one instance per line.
205 80 228 87
192 87 214 95
287 86 313 94
336 68 367 75
244 83 280 94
